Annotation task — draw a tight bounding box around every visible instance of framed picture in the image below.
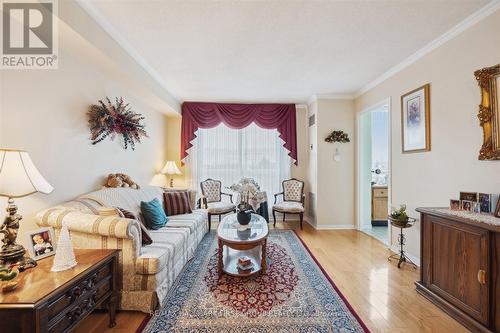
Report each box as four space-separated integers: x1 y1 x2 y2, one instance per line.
26 228 56 260
401 84 431 153
478 193 491 213
495 199 500 218
450 199 461 211
475 64 500 160
461 200 475 212
492 194 500 214
459 191 478 202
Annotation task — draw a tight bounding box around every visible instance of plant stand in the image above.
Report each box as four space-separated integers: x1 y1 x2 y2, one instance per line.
388 217 417 269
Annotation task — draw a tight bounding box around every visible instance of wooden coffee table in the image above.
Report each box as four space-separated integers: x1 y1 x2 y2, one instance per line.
217 213 268 277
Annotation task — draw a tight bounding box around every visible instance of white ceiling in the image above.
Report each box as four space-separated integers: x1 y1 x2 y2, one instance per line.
85 0 490 103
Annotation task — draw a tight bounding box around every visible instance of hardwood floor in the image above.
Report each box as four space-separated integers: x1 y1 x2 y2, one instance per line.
75 222 468 333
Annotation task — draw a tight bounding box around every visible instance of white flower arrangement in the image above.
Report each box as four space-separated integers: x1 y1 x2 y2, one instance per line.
229 178 266 211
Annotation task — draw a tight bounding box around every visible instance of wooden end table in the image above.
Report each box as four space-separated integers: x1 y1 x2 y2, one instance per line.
0 249 119 333
217 213 268 277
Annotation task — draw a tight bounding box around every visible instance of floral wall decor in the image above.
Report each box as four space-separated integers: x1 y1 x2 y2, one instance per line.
324 130 350 143
87 97 148 150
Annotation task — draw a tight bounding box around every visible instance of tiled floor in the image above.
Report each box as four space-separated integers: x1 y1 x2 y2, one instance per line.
361 225 388 244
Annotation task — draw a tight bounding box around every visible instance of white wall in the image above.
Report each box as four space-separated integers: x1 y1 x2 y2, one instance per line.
0 0 175 248
359 112 372 228
355 9 500 260
312 98 355 229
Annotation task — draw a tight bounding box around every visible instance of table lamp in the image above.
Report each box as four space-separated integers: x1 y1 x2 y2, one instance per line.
161 161 181 188
0 149 53 271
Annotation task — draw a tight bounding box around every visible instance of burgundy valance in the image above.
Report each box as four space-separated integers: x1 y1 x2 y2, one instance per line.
181 102 297 165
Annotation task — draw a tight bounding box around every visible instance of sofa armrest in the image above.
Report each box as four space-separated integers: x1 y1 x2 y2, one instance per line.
36 207 141 241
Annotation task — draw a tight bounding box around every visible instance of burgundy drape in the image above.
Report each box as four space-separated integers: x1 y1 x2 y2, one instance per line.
181 102 298 165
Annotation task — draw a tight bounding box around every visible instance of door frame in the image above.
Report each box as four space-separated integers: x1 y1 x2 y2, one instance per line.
355 97 392 246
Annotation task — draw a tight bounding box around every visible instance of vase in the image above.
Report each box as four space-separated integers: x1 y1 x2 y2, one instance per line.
237 210 252 225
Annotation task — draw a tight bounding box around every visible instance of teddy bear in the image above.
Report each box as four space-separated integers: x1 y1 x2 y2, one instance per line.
105 173 140 189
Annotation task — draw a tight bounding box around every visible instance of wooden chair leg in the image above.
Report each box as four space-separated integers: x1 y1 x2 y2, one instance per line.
272 210 276 228
299 212 304 230
208 214 212 231
283 213 285 222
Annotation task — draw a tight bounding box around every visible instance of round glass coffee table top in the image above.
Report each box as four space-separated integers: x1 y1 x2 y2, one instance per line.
217 213 268 244
217 213 269 277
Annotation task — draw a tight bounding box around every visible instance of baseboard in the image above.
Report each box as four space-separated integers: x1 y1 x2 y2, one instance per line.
390 245 421 267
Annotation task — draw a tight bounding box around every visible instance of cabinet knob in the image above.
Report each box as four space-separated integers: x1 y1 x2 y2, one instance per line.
477 269 486 285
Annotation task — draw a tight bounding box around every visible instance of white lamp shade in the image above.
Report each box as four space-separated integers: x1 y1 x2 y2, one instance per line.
0 149 54 198
161 161 181 175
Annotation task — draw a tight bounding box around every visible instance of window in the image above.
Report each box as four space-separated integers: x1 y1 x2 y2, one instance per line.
186 123 291 206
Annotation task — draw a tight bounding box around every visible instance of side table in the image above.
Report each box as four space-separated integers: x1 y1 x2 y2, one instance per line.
0 249 119 333
388 217 417 269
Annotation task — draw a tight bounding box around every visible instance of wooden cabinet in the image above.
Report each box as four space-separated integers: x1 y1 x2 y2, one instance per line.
0 249 118 333
417 208 500 332
371 186 388 225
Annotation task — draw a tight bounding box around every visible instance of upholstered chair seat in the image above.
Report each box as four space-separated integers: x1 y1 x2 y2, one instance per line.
207 201 236 214
272 178 305 229
273 201 304 213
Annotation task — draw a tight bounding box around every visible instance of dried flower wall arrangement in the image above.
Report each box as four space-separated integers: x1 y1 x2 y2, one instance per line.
87 97 148 150
324 130 350 143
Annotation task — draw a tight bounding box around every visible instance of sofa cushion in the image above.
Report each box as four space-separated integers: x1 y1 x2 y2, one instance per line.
116 208 153 245
163 188 197 210
141 198 168 230
163 191 192 216
135 227 190 274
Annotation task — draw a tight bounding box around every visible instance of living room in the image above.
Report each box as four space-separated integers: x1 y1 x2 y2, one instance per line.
1 0 500 332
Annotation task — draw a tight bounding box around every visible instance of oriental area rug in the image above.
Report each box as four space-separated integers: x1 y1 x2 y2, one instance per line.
141 230 369 333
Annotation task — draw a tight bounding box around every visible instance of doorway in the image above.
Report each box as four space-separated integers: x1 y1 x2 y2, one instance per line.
357 99 391 245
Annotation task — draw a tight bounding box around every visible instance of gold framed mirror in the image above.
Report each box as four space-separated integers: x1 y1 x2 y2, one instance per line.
475 64 500 160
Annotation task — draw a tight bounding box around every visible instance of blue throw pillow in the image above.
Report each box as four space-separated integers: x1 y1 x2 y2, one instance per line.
140 198 168 230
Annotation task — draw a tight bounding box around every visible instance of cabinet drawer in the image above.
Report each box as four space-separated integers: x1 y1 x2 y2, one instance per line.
48 279 111 333
47 261 111 322
372 188 388 198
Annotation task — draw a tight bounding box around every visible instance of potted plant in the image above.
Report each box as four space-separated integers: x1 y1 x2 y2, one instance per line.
229 178 264 225
389 205 416 227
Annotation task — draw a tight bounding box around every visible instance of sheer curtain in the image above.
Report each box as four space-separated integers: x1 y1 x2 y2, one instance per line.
186 123 291 208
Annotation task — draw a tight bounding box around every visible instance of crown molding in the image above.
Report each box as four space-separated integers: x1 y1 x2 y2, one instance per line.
317 93 355 100
74 0 180 103
307 93 354 105
355 0 500 98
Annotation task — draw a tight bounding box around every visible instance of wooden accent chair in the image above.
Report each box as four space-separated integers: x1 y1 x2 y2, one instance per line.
272 178 305 229
200 178 236 230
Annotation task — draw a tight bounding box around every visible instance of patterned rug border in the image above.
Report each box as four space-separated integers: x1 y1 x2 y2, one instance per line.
136 229 371 332
292 230 370 333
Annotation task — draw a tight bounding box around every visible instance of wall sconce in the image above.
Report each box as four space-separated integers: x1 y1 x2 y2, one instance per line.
333 147 341 161
325 130 349 162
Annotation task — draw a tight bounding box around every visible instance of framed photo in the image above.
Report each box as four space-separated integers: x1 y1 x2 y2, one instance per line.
461 200 475 212
450 200 461 211
26 228 56 260
495 199 500 218
401 84 431 153
478 193 491 213
460 191 478 202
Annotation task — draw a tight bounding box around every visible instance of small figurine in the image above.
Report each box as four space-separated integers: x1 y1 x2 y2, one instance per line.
0 264 19 292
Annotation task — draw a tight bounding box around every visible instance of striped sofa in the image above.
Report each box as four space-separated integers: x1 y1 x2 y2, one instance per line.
35 186 208 313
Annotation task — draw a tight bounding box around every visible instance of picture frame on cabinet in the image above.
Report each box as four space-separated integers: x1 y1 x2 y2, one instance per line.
461 200 475 212
450 200 461 211
459 191 478 202
478 193 491 213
